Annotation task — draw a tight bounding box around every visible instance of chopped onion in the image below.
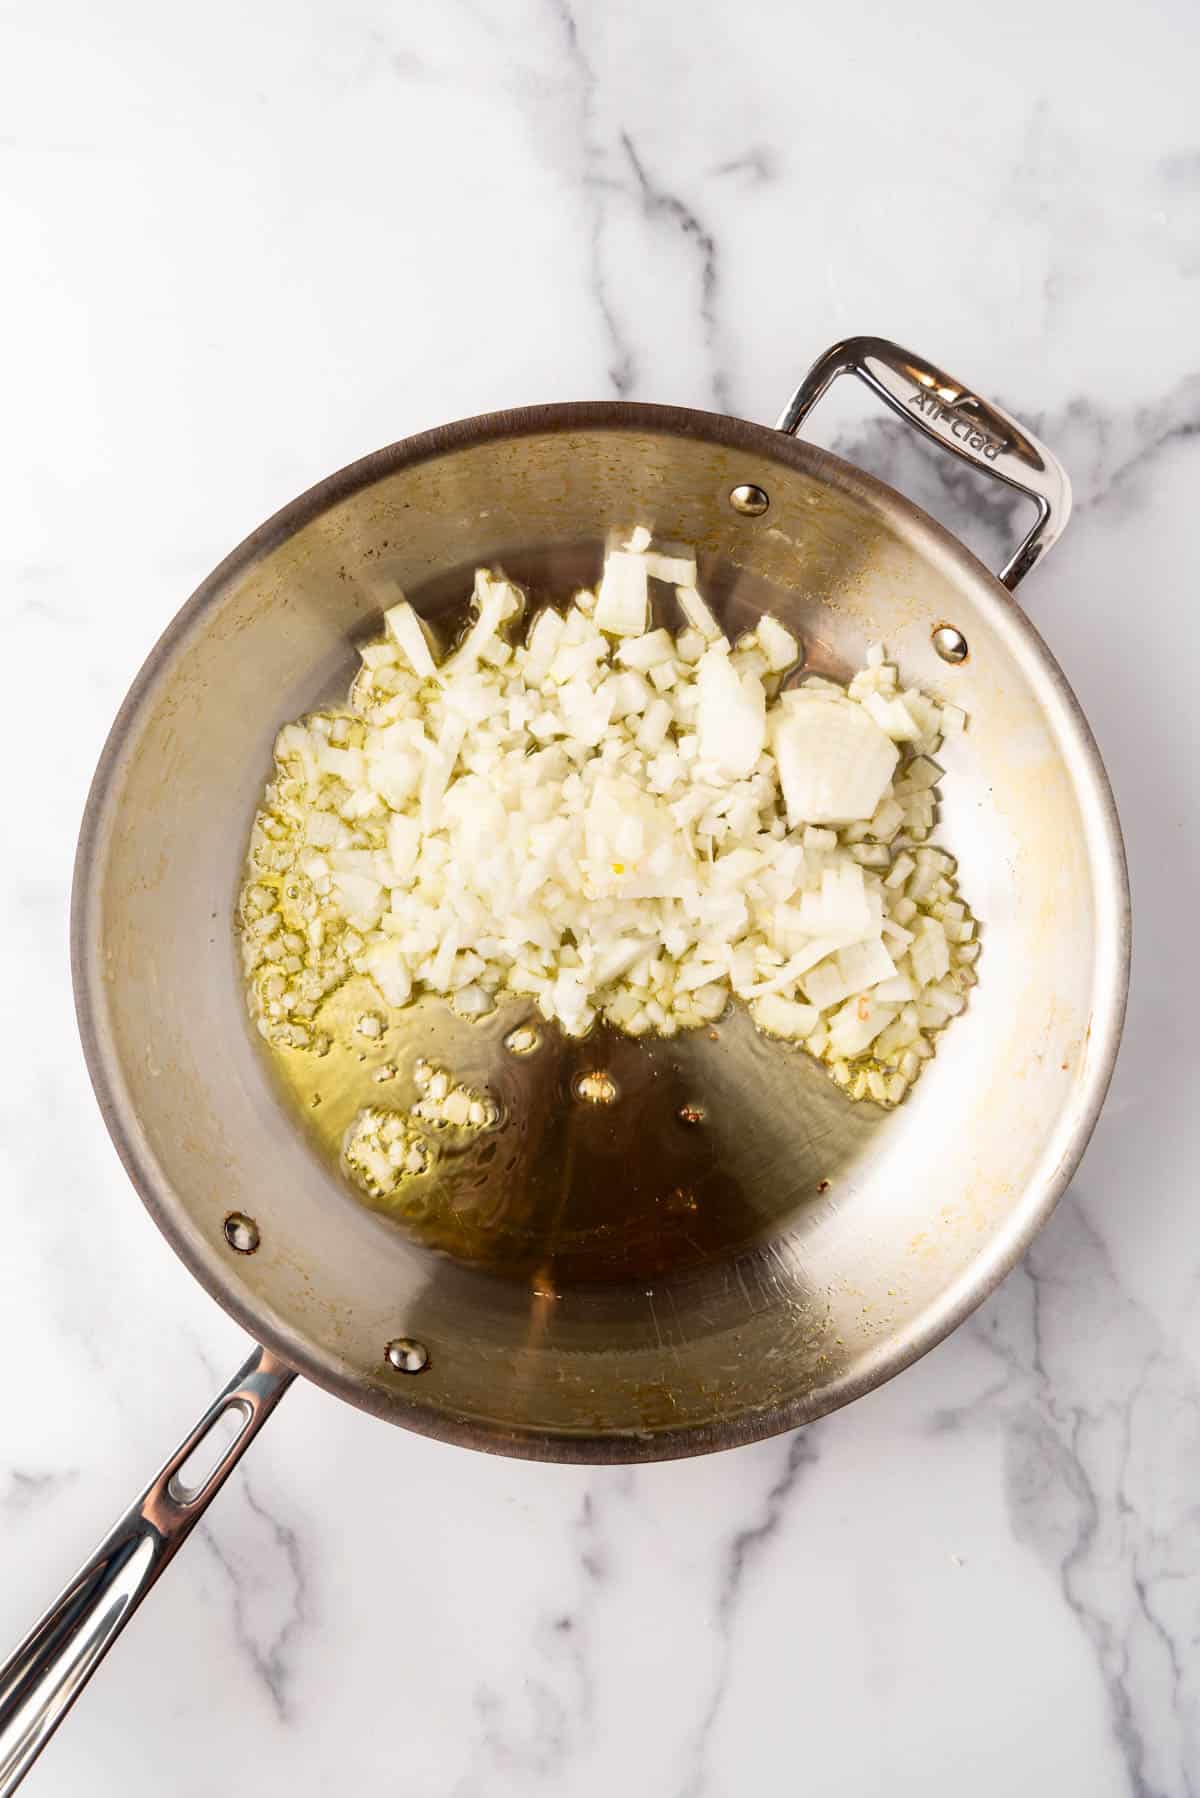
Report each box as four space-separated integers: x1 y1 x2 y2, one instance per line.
241 536 977 1109
751 993 819 1040
617 628 676 672
595 552 649 636
385 599 438 680
696 648 765 778
756 614 799 672
644 547 697 586
771 697 899 826
676 585 723 641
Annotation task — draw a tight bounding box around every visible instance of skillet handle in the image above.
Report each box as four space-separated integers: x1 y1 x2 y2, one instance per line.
776 335 1071 590
0 1344 294 1795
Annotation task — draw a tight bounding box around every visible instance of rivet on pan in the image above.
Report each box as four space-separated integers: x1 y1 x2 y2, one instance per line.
932 624 968 664
385 1337 430 1375
729 483 770 517
223 1213 260 1255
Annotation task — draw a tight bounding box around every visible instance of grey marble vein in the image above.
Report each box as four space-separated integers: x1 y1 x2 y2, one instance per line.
1050 378 1200 515
548 0 636 396
1159 149 1200 186
619 130 730 414
677 1429 818 1798
956 1196 1200 1798
711 148 775 185
451 1474 627 1795
196 1470 309 1722
0 1469 77 1517
542 1 731 411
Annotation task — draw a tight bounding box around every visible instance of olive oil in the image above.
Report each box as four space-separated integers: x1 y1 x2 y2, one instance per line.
262 989 879 1285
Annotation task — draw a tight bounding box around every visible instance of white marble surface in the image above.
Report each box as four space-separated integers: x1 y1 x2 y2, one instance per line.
3 1 1198 1792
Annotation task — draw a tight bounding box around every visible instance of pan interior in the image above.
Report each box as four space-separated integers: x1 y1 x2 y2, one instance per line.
260 540 884 1288
267 992 881 1286
75 409 1125 1459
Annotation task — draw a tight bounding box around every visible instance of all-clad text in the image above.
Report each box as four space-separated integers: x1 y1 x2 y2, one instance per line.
908 391 1004 461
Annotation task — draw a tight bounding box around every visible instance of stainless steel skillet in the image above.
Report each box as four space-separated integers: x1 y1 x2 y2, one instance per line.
0 337 1129 1791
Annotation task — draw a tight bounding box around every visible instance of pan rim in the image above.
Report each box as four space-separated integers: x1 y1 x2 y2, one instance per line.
70 398 1131 1463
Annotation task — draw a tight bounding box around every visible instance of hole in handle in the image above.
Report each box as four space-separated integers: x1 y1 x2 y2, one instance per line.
168 1399 252 1504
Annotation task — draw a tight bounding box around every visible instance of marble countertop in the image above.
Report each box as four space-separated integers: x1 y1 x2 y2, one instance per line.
3 2 1197 1792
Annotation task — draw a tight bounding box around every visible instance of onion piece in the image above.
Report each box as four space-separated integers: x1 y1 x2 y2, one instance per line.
676 585 723 640
751 993 819 1040
771 697 899 825
756 614 799 672
385 599 439 681
595 553 649 636
696 649 765 779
